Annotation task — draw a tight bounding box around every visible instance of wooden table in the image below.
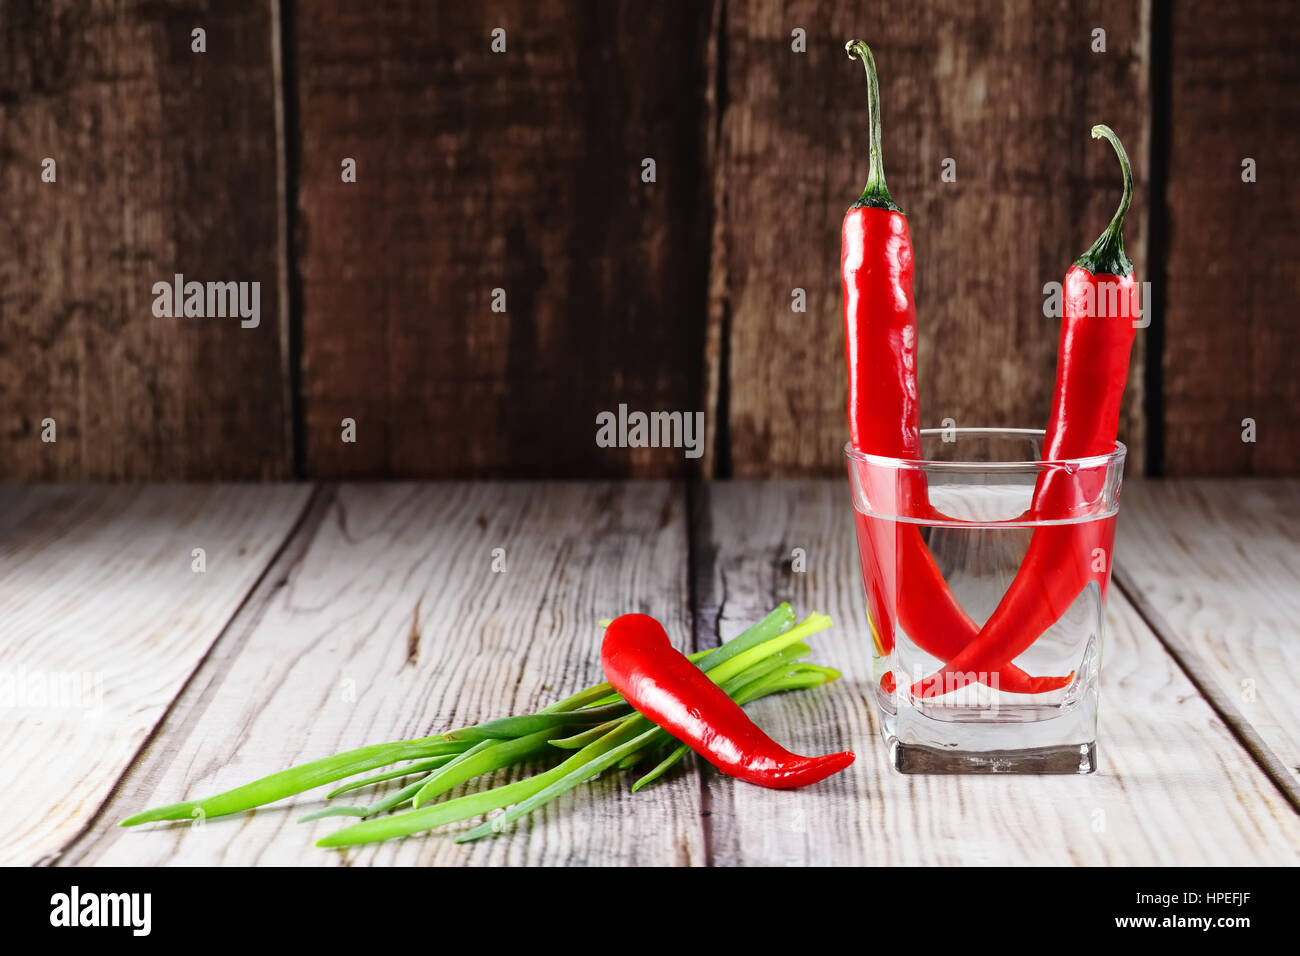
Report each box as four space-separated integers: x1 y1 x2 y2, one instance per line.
4 480 1298 866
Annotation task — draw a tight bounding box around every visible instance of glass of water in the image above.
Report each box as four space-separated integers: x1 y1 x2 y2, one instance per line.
844 428 1126 774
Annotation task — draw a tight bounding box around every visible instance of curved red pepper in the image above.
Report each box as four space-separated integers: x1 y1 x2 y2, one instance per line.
913 125 1136 698
853 511 1067 694
842 41 1070 696
600 614 854 789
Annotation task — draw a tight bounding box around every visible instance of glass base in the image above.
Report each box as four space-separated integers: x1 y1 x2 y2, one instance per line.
888 739 1097 774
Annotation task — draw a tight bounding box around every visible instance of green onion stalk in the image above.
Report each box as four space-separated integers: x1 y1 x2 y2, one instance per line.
120 604 842 849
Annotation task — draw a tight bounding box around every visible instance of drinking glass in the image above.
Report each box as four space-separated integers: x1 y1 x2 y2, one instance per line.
844 428 1126 773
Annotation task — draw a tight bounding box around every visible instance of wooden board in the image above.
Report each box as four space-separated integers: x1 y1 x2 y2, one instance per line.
0 1 290 479
1160 3 1300 475
692 480 1300 864
708 0 1148 478
0 484 311 865
294 1 713 479
1115 479 1300 797
1 4 1297 483
69 482 704 865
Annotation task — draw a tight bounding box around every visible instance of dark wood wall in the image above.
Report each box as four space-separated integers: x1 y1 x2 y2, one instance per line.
1159 0 1300 475
2 0 289 480
294 1 712 478
2 0 1295 480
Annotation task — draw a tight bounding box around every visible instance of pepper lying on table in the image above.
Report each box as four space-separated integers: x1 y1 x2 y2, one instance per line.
601 613 854 788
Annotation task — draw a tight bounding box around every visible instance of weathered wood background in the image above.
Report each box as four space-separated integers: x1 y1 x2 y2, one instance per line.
2 0 1295 480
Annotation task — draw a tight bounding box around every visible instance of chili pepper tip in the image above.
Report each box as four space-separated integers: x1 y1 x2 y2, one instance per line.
775 750 856 789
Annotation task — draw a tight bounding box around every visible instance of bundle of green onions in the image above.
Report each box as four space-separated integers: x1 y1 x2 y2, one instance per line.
120 604 840 848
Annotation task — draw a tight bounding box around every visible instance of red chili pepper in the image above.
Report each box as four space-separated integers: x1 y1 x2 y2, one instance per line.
853 510 1068 694
840 40 919 468
842 41 1069 696
913 125 1136 698
600 614 854 789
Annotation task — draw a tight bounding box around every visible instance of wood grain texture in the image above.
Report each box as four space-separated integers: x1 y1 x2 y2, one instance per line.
708 1 1148 477
693 480 1300 864
0 484 310 865
294 1 713 479
70 482 704 865
1160 3 1300 474
1115 479 1300 793
0 0 290 479
1 5 1296 482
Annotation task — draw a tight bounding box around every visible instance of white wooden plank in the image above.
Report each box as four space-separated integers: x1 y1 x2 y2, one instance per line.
1115 479 1300 795
0 484 311 865
71 482 702 866
694 480 1300 865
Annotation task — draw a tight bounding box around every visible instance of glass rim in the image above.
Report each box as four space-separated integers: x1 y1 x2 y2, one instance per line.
843 427 1127 471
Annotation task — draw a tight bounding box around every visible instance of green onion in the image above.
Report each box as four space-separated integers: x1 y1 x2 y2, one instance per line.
325 754 459 799
118 737 468 825
120 605 842 853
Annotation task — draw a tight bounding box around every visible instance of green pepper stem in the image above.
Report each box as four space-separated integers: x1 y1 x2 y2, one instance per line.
845 39 901 212
1075 124 1134 277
